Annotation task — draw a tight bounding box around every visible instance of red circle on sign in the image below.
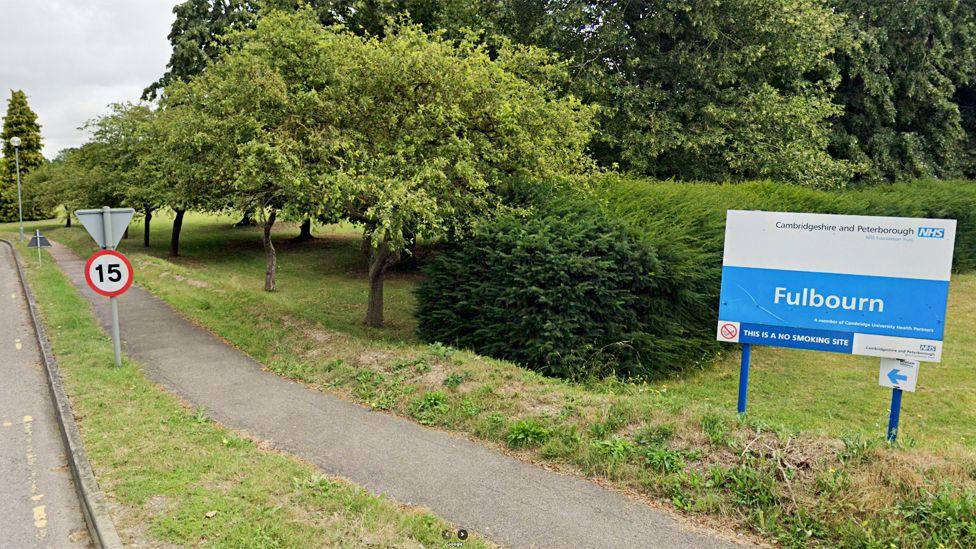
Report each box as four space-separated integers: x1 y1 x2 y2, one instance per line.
84 250 134 297
720 323 738 340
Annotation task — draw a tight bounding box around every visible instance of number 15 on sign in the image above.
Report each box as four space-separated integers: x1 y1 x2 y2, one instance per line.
85 250 134 297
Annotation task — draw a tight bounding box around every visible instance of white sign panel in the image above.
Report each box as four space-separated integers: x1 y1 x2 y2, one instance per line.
717 211 956 362
76 208 135 249
84 250 134 297
879 358 919 392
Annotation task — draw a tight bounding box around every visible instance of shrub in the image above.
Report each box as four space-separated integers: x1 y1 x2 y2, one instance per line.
506 419 551 449
408 392 450 425
417 174 976 379
599 175 976 371
417 198 705 379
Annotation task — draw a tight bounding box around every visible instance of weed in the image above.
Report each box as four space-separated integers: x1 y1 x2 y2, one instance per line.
354 370 385 401
221 435 253 450
506 419 551 449
838 434 877 464
539 425 581 460
458 397 482 418
721 464 779 509
700 413 732 446
443 372 469 389
191 407 209 424
640 445 685 474
591 437 637 469
408 392 450 425
322 358 345 372
634 423 675 446
897 489 976 546
427 342 456 359
476 412 507 440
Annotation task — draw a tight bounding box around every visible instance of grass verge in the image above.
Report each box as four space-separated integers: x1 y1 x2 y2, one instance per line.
8 232 488 548
31 215 976 546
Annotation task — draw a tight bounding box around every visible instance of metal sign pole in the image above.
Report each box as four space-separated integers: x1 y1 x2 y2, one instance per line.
887 388 903 442
101 207 122 367
737 343 751 414
36 230 41 265
15 147 23 242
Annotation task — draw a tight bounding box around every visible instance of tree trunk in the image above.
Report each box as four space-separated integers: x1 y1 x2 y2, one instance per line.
235 211 256 227
365 241 394 327
293 218 313 242
262 209 278 292
143 207 152 247
65 214 71 228
170 209 185 257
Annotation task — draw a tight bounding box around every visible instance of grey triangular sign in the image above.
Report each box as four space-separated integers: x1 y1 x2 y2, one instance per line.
75 208 135 249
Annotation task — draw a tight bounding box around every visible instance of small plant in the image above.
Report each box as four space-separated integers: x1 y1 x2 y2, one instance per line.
458 397 482 418
838 434 877 464
896 489 976 546
191 407 209 425
322 358 345 372
292 474 337 493
634 423 675 446
414 359 431 374
443 372 469 389
722 463 779 509
476 412 507 440
640 445 685 474
506 419 551 449
355 370 385 401
427 342 455 359
591 437 637 469
408 392 450 425
700 413 732 446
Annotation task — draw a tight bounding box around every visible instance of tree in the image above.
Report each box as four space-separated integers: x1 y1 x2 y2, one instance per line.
486 1 853 187
1 90 45 221
144 0 259 99
316 20 596 326
145 99 234 257
81 104 165 246
163 12 329 285
829 0 976 183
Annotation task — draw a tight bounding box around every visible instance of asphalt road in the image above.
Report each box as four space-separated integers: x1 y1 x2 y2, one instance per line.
50 241 749 549
0 243 90 547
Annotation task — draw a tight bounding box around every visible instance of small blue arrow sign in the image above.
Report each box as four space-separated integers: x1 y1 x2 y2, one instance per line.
887 368 909 385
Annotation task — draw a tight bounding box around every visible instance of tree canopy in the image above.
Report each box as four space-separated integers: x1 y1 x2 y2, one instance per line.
1 90 45 221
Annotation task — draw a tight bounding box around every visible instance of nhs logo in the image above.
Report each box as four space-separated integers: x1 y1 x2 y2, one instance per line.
918 227 945 239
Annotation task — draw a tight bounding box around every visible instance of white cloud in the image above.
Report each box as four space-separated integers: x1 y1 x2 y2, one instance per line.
0 0 177 158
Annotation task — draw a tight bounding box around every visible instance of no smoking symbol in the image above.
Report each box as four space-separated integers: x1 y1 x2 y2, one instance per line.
720 323 738 340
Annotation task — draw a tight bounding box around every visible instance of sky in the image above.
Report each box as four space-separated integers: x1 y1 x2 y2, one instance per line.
0 1 177 158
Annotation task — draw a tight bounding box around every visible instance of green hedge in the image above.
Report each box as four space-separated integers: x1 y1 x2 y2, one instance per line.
416 176 976 379
415 198 716 379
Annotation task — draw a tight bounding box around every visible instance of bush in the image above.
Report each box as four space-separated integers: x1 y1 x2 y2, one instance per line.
417 175 976 380
599 175 976 370
416 198 712 379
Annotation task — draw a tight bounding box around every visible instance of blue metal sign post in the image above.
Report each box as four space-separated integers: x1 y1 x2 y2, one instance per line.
887 388 903 442
737 344 751 414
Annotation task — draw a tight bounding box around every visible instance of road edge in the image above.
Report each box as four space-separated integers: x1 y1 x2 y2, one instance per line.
1 239 123 549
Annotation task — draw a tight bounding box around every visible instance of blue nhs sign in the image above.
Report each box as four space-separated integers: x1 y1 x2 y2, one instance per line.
717 211 956 363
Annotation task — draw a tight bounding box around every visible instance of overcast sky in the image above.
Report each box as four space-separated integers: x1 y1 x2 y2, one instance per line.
0 1 177 158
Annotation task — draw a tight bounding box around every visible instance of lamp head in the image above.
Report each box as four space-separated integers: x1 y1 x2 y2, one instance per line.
9 137 21 147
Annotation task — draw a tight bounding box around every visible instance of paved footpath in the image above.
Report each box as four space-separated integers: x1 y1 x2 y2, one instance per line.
0 243 90 547
49 241 746 549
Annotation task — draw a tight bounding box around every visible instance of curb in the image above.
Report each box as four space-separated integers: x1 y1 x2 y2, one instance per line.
1 239 123 549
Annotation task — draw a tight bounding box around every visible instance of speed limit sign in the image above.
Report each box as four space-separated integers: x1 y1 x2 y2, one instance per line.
84 250 134 297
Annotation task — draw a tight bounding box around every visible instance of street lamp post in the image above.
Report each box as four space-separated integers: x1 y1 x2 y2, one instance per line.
10 136 24 242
